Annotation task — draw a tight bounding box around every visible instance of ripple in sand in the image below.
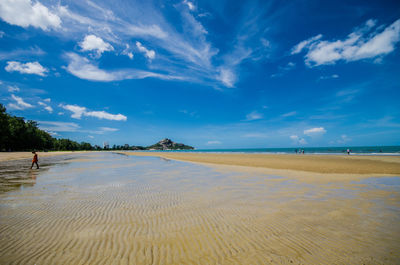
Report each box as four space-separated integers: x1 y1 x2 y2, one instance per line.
0 153 399 264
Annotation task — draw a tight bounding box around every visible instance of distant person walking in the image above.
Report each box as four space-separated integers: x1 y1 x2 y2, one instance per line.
347 149 350 155
30 151 39 169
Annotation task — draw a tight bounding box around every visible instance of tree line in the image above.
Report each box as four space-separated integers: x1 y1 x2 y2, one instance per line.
0 104 95 151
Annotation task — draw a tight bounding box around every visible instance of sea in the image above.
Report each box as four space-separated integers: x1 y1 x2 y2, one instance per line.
151 146 400 155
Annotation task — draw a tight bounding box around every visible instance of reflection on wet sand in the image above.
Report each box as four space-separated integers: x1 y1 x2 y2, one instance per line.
0 153 399 264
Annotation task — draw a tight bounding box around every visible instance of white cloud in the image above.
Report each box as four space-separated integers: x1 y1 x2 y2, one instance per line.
337 134 351 144
43 98 51 102
270 62 296 78
290 135 307 145
0 31 4 38
79 35 114 56
304 127 326 136
7 85 20 92
38 101 53 113
44 106 53 113
260 38 270 47
60 103 127 121
38 121 80 132
85 111 127 121
292 19 400 66
60 104 86 119
245 111 263 121
299 138 307 145
5 61 48 76
281 111 297 117
122 44 133 59
99 127 119 132
88 135 94 139
0 0 61 30
206 140 221 145
0 47 46 61
242 133 269 138
89 127 119 134
217 67 236 88
319 74 339 80
64 53 115 81
64 53 180 82
7 94 33 110
291 34 323 54
336 88 360 103
183 0 195 11
136 41 155 59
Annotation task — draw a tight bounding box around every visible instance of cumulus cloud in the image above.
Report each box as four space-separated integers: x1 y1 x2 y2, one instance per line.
79 35 114 56
60 103 127 121
7 94 34 110
64 53 180 82
136 41 155 59
5 61 48 76
292 19 400 66
304 127 326 136
0 0 61 30
245 111 263 121
60 104 86 119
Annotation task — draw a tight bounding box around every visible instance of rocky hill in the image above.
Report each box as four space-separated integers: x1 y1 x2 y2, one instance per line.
146 138 194 150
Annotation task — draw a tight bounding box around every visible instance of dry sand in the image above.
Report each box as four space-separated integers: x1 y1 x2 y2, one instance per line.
0 152 399 264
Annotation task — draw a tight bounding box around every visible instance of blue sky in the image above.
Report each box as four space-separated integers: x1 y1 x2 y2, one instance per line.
0 0 399 148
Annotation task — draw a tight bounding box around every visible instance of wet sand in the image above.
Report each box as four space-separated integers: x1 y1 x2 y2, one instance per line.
0 153 399 264
0 151 92 162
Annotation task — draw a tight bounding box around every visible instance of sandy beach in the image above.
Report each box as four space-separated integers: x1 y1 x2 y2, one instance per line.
1 152 399 264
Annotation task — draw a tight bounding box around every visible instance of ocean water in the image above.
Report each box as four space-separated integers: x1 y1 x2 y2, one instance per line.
151 145 400 155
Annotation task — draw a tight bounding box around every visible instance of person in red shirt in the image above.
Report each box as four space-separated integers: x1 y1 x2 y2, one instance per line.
30 151 39 169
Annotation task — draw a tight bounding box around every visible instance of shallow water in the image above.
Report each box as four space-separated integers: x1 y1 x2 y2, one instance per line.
0 152 399 264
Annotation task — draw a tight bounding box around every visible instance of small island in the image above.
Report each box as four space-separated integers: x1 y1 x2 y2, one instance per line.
146 138 194 150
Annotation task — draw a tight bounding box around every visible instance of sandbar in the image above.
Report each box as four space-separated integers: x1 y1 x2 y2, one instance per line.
117 152 400 181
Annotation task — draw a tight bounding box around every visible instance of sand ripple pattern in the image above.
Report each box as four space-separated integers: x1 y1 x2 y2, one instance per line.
0 153 399 264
